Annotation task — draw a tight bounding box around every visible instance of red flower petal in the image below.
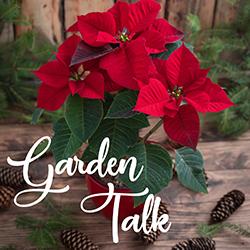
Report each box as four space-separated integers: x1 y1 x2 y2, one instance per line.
108 1 130 32
100 38 152 90
163 104 200 149
34 60 69 88
37 83 70 111
152 18 184 44
185 90 210 113
77 12 117 47
141 29 166 54
102 70 124 92
57 34 81 66
204 78 234 112
74 71 105 99
109 0 160 34
69 80 81 95
163 44 201 88
67 21 78 32
134 78 178 117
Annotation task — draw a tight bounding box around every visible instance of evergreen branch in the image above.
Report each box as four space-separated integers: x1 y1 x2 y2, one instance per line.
15 198 76 249
197 223 224 238
0 245 16 250
224 223 250 237
197 222 250 238
16 215 44 230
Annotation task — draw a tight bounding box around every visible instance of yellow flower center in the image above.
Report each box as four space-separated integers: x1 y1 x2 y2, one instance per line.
116 28 130 43
71 65 90 81
171 86 183 99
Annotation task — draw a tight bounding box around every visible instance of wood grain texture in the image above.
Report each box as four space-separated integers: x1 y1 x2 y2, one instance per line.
16 0 63 44
166 0 189 30
64 0 114 31
0 23 14 43
157 0 167 17
214 0 240 26
0 124 250 249
166 0 217 30
195 0 216 29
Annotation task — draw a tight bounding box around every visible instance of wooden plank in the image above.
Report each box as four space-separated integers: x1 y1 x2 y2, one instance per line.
157 0 167 18
197 0 216 29
16 0 63 44
214 0 240 26
64 0 114 31
0 124 51 152
0 170 249 249
0 23 14 43
166 0 188 30
0 125 250 248
166 0 216 31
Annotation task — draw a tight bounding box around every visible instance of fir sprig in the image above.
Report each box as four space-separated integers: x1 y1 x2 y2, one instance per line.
0 245 16 250
15 199 76 250
0 0 57 122
197 222 250 238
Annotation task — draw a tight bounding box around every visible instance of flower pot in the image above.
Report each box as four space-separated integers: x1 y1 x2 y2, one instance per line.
86 174 144 221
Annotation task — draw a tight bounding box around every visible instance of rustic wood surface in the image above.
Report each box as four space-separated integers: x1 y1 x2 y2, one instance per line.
0 124 249 249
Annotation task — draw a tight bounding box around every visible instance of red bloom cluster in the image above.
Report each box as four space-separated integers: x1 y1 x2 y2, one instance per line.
34 0 233 149
34 0 183 110
134 45 234 148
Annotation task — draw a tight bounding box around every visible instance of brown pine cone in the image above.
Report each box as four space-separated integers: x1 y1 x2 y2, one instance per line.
210 189 245 224
61 229 99 250
158 201 169 216
0 186 15 209
140 201 169 244
172 237 216 250
0 167 28 188
140 216 161 244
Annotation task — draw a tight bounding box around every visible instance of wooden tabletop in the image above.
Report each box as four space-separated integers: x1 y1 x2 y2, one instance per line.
0 123 249 250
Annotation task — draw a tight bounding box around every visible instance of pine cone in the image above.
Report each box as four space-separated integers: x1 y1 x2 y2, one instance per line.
210 189 245 224
172 237 216 250
0 167 28 188
61 229 99 250
140 201 168 244
0 186 15 209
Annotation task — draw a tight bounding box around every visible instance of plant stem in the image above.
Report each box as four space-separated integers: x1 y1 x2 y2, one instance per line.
142 118 163 142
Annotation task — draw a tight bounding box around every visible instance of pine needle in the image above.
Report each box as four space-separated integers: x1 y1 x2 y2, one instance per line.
197 222 250 238
15 198 76 250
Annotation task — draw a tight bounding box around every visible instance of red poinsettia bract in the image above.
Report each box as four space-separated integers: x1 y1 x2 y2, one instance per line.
68 0 183 90
34 35 105 111
135 44 234 148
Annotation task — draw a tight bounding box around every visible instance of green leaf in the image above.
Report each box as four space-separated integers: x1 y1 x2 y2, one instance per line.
34 137 50 156
120 143 173 205
51 118 82 162
89 114 149 159
176 147 207 193
121 113 149 128
65 95 103 142
106 90 138 118
151 40 182 60
31 108 44 124
82 145 98 162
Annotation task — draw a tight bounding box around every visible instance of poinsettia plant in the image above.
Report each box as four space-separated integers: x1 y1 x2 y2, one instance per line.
33 0 233 204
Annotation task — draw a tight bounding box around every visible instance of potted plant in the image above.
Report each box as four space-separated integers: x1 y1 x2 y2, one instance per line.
33 0 233 220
